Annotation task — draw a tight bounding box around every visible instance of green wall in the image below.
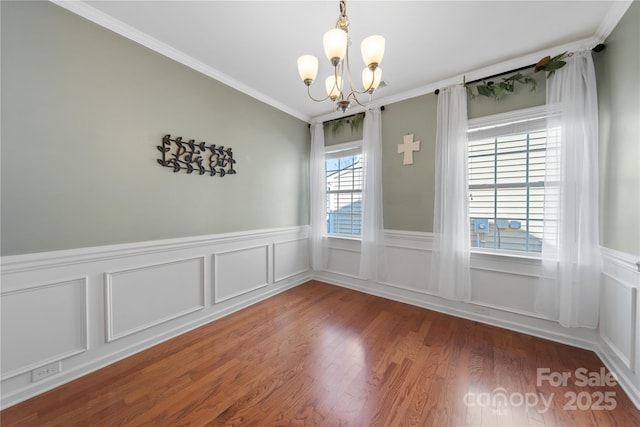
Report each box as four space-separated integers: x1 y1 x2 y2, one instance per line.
595 0 640 257
382 94 438 232
467 68 546 119
325 72 545 233
0 1 310 256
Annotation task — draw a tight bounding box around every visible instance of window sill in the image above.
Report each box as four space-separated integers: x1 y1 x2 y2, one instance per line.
470 247 541 263
326 234 361 242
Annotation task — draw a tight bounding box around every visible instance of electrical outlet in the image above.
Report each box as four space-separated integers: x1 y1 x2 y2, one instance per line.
31 361 61 382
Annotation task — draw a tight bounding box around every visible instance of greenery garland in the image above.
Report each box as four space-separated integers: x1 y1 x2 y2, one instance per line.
466 52 568 101
325 53 570 128
325 112 365 136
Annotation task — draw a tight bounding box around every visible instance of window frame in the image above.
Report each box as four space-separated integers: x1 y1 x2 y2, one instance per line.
324 140 363 240
466 106 552 259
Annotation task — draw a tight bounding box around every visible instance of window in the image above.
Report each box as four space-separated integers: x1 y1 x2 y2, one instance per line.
467 107 551 254
325 142 362 236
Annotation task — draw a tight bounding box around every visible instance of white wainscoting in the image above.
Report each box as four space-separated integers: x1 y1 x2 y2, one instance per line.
105 257 206 342
1 278 88 380
326 237 361 279
273 238 311 282
598 247 640 408
214 245 269 303
315 229 640 408
2 226 638 409
0 226 311 409
326 230 545 317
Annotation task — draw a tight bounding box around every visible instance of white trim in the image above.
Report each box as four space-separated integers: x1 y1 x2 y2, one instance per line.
0 278 89 381
325 139 362 155
468 105 549 129
104 257 206 342
314 271 598 351
593 0 634 44
48 0 308 122
466 105 553 140
601 246 640 278
384 229 433 243
311 37 597 123
1 226 308 274
213 245 270 304
595 340 640 410
0 273 310 410
326 245 360 254
383 243 429 252
376 279 430 296
272 238 311 283
48 0 629 126
319 231 640 409
0 226 311 409
315 268 640 396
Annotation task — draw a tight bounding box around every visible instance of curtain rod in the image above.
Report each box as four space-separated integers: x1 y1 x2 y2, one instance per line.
308 106 385 127
434 44 606 95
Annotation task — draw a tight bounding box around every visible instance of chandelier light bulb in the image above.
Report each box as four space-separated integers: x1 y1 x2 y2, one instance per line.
323 28 348 66
297 55 319 85
361 35 385 69
362 67 382 93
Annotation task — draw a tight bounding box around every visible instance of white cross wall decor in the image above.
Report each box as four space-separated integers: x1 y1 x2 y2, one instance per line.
397 134 420 165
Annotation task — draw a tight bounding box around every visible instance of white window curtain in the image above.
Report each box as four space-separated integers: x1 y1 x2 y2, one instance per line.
535 50 601 328
309 122 327 271
359 107 386 281
430 85 472 302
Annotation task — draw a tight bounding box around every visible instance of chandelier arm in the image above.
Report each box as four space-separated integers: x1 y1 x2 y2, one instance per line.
306 84 333 103
344 45 376 95
342 38 370 101
349 92 372 108
344 38 356 93
335 63 345 101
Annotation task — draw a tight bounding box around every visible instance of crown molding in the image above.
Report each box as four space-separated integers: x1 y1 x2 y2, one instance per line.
311 36 597 123
378 37 597 109
593 0 634 44
49 0 309 122
312 0 634 122
50 0 631 126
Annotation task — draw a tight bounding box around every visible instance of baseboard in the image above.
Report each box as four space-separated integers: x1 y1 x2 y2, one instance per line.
594 339 640 410
313 270 640 410
0 226 311 409
1 272 312 409
314 271 597 350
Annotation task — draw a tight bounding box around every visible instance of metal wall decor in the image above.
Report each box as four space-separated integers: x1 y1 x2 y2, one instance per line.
157 134 236 177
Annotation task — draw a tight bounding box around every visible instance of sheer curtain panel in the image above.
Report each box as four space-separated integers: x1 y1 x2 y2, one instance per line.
310 122 327 271
430 85 472 301
535 50 601 328
359 107 386 281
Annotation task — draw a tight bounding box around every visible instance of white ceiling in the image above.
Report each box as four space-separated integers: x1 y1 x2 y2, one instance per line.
55 0 631 122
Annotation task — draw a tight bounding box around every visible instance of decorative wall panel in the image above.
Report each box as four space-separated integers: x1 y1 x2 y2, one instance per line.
214 245 269 303
105 257 205 341
274 239 310 282
1 279 87 379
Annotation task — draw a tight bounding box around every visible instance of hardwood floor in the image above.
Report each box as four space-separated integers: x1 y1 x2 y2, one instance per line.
2 280 638 426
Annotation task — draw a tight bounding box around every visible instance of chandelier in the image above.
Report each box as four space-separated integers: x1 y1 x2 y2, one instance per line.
296 0 385 113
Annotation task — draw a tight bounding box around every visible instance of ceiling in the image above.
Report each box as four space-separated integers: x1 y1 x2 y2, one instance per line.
55 1 630 122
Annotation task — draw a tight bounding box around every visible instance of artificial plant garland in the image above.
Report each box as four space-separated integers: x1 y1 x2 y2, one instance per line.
466 52 568 100
325 112 365 136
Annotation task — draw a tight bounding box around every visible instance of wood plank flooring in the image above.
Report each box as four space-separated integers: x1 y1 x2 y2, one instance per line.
2 280 638 426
